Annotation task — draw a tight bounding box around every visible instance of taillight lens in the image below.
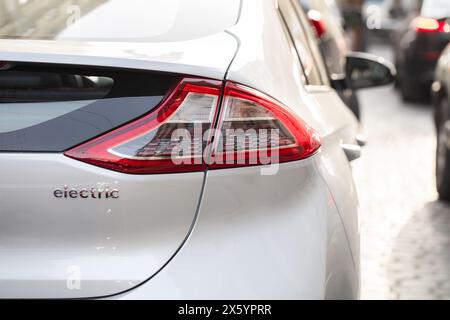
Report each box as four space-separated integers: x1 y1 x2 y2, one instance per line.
412 17 450 33
65 78 321 174
307 10 327 39
209 82 321 169
65 78 222 174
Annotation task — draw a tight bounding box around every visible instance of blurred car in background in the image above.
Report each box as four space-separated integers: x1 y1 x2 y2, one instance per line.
394 0 450 102
299 0 361 119
432 44 450 200
363 0 419 36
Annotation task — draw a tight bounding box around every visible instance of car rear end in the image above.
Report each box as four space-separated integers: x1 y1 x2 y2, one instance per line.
0 60 221 298
399 0 450 98
0 0 242 299
0 0 359 300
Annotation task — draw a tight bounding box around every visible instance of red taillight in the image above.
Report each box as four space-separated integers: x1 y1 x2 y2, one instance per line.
65 78 321 174
307 10 327 39
412 17 450 33
209 82 321 169
65 78 222 174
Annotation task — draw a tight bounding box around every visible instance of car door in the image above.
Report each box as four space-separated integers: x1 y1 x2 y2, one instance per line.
278 0 361 276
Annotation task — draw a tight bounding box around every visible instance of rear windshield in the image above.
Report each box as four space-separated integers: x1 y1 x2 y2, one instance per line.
0 63 177 152
0 0 241 42
421 0 450 19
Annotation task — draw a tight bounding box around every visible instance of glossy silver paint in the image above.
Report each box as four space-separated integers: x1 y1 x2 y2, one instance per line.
0 0 361 299
0 35 238 79
121 0 360 299
0 154 205 298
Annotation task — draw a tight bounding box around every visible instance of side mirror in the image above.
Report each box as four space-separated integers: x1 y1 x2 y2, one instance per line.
345 52 396 90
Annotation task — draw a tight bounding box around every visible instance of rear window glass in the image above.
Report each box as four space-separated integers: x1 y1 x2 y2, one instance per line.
421 0 450 19
0 0 241 42
0 63 176 152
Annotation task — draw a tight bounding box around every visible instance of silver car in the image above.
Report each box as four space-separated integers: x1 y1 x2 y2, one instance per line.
0 0 393 299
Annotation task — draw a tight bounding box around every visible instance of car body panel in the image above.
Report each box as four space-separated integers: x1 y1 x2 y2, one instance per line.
0 154 205 298
309 90 360 268
117 158 358 299
0 34 238 79
226 0 360 293
0 0 241 43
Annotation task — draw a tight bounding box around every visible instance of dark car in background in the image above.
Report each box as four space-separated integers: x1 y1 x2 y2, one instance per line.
432 44 450 200
394 0 450 102
299 0 361 120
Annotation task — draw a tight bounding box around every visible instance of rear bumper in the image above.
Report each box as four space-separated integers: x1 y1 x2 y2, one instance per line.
115 155 360 299
403 55 437 87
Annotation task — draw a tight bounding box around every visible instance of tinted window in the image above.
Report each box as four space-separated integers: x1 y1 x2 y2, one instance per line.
0 63 176 152
279 0 328 86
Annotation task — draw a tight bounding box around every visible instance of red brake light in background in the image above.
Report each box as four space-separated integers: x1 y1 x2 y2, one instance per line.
65 78 321 174
307 10 327 39
412 17 450 33
0 61 13 70
423 51 441 61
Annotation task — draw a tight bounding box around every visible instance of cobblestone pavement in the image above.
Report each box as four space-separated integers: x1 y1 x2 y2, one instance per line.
352 43 450 299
